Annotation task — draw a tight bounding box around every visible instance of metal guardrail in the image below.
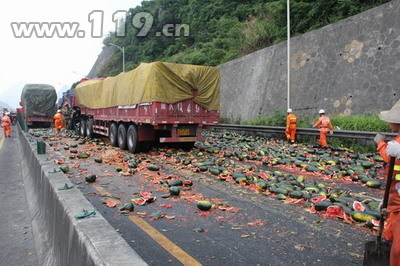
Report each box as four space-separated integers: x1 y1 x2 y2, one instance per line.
208 124 398 140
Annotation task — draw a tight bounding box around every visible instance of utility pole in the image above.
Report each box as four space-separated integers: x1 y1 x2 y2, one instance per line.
108 43 125 72
287 0 291 110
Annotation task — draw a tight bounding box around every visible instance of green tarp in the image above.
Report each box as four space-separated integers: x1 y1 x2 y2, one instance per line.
21 84 57 117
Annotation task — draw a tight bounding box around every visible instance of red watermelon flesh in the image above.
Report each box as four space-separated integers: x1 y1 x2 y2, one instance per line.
352 201 365 211
325 206 344 218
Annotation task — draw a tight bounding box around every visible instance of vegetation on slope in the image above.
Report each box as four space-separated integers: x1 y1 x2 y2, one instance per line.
99 0 389 77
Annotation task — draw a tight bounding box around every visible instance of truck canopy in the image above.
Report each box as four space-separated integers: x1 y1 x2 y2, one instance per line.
21 84 57 117
74 62 220 111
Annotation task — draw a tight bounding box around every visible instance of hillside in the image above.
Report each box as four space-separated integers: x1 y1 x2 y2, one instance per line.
98 0 389 77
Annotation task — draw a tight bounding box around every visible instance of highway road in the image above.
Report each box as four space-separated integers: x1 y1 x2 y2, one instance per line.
0 127 38 265
36 129 381 265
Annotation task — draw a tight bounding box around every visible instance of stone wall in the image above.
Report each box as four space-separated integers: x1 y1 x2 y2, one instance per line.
219 0 400 122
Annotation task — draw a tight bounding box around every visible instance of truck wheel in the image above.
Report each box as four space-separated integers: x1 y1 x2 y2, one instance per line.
74 122 80 135
86 119 94 138
80 120 86 137
118 124 127 150
127 125 139 153
109 123 118 147
67 119 74 130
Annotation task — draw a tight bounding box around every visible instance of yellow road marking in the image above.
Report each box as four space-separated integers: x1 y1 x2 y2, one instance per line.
128 215 201 266
90 183 201 266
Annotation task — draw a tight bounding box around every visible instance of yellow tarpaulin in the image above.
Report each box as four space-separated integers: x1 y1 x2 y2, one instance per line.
74 62 220 110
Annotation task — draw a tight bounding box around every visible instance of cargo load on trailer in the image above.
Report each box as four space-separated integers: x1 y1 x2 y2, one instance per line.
74 61 220 110
20 84 57 127
71 62 220 153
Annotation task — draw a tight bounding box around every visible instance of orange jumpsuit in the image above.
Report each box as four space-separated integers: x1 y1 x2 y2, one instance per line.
378 135 400 266
1 115 11 137
313 115 333 147
53 113 64 134
285 113 297 142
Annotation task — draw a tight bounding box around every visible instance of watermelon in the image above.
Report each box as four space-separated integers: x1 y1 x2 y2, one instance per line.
128 161 137 168
361 161 374 169
365 219 380 229
147 165 160 171
325 205 344 218
169 186 181 196
276 194 287 200
296 175 305 183
314 201 332 211
367 201 380 210
197 201 212 211
85 174 97 183
352 201 365 211
60 166 69 174
77 153 90 159
289 191 303 199
366 180 381 189
209 168 221 175
306 166 320 172
256 181 268 190
120 203 135 212
168 180 183 187
351 211 375 223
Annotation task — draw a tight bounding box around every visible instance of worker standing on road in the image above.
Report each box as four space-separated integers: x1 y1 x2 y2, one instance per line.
313 109 333 147
1 112 12 138
285 108 297 143
53 109 64 134
374 99 400 266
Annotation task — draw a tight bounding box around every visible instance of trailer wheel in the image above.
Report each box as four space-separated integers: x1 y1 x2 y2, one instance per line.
79 120 86 137
86 119 94 138
74 122 80 135
109 123 118 147
117 124 127 150
67 119 74 130
127 125 139 153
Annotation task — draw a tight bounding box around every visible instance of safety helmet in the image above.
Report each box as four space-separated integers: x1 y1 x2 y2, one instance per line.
319 109 325 114
379 99 400 124
287 108 292 113
57 109 61 113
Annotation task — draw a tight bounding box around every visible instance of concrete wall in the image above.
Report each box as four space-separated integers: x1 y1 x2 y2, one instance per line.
18 127 147 265
219 0 400 122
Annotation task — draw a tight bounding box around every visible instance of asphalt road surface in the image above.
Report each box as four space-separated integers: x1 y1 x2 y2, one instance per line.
0 127 38 265
40 131 380 266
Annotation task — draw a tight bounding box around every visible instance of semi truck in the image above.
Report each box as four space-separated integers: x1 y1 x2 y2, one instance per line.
70 62 220 153
20 84 57 127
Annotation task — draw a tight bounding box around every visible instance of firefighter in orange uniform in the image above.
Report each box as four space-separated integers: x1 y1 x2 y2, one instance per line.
374 99 400 266
313 109 333 147
1 112 12 137
53 109 64 134
285 108 297 143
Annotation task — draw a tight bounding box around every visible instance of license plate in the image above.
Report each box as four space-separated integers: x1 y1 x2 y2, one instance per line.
178 128 190 136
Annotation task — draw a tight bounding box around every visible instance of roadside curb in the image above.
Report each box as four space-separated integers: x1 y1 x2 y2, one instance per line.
18 126 147 265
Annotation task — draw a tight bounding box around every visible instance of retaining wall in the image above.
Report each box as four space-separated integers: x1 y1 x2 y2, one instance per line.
219 0 400 121
18 127 147 265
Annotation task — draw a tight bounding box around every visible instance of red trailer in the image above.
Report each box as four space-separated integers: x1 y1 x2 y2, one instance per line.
72 62 220 153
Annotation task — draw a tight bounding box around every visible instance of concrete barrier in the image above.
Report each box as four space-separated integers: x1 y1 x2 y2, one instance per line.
17 127 147 265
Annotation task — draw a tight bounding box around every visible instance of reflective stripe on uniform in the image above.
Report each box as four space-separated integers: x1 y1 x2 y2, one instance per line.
394 165 400 171
396 174 400 181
